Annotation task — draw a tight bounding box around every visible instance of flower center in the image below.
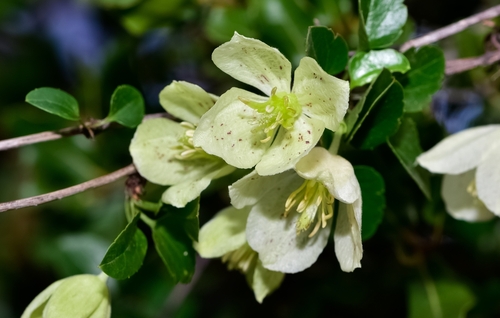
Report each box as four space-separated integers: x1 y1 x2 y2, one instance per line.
284 179 334 238
239 87 301 143
174 122 213 160
221 243 257 273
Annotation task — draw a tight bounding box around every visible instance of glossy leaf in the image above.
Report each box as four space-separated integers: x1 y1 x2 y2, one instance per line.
354 166 385 240
409 278 476 318
348 69 404 149
152 199 199 284
25 87 80 121
349 49 410 88
397 46 445 112
358 0 408 50
99 212 148 280
388 117 432 199
306 26 349 75
106 85 145 128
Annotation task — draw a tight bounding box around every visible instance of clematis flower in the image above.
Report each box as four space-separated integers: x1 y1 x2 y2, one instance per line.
22 273 110 318
130 81 235 208
417 125 500 221
193 32 349 176
195 206 284 303
229 147 363 273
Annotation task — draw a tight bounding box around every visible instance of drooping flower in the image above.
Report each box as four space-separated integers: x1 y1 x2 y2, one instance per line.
22 273 110 318
417 125 500 221
229 147 363 273
130 81 235 208
195 206 284 303
193 32 349 176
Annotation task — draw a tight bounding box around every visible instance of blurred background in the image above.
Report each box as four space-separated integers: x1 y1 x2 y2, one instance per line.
2 0 500 317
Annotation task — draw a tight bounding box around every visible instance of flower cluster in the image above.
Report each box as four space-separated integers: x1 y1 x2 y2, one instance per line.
130 32 361 302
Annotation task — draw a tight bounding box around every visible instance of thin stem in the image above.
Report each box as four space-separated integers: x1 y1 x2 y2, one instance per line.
0 164 137 213
0 113 168 152
400 5 500 52
446 50 500 75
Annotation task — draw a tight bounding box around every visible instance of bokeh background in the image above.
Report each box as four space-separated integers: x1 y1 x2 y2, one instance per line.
2 0 500 317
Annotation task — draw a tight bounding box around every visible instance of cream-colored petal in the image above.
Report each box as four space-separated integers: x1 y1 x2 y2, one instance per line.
251 260 285 303
159 81 216 124
295 148 361 204
193 87 270 169
195 206 251 258
212 32 292 95
417 125 500 174
130 118 221 185
229 170 297 209
162 164 235 208
255 115 324 176
21 280 64 318
476 145 500 216
292 57 349 132
334 200 363 272
441 171 495 222
246 174 331 273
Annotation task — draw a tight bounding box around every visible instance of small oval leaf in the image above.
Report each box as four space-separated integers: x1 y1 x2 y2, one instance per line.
25 87 80 121
106 85 145 128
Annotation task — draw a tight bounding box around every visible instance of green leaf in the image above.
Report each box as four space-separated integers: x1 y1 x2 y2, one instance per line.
397 46 445 112
152 198 199 284
409 278 476 318
305 26 349 75
106 85 145 128
205 6 257 43
25 87 80 121
348 49 410 88
358 0 408 50
348 69 404 149
97 0 141 9
354 166 385 240
387 117 432 199
99 212 148 280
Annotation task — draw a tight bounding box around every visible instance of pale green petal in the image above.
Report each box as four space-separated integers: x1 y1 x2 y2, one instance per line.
251 260 285 303
212 32 292 95
195 206 251 258
292 57 349 132
162 164 235 208
21 280 64 318
295 148 360 204
417 125 500 174
255 115 324 176
130 118 220 185
334 200 363 272
88 298 111 318
159 81 216 124
43 274 108 318
442 171 495 221
193 87 270 169
246 174 331 273
476 145 500 216
229 170 297 209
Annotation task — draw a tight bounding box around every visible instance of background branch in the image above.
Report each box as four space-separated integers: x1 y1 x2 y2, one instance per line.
400 5 500 52
0 164 137 213
446 50 500 75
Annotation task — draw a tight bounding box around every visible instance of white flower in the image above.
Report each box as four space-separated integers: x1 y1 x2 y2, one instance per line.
129 81 234 208
229 147 363 273
417 125 500 221
195 206 284 303
193 32 349 176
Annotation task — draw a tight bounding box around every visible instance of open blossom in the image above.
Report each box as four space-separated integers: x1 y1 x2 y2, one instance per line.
229 147 363 273
129 81 234 208
417 125 500 221
193 32 349 176
195 206 284 303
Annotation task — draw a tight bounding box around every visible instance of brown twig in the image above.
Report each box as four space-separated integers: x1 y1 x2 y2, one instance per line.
0 113 167 152
0 164 137 213
446 50 500 75
400 5 500 52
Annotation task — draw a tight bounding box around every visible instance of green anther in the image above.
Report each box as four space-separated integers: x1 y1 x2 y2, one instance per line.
284 179 335 237
222 243 257 273
239 87 302 143
173 122 214 161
